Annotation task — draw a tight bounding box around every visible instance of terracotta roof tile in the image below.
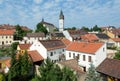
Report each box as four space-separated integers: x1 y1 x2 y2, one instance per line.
19 44 31 50
66 42 104 54
61 38 71 46
81 34 99 42
112 38 120 42
0 29 14 35
4 58 11 68
40 40 66 51
28 50 44 62
96 58 120 79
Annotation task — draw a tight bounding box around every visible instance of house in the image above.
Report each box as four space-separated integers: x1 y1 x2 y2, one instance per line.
102 27 120 38
0 57 11 73
17 44 32 54
95 33 110 42
63 29 87 41
96 58 120 81
110 38 120 47
80 33 99 42
0 29 15 47
50 32 65 40
30 40 66 62
23 32 46 44
66 41 107 71
40 19 56 33
61 38 71 46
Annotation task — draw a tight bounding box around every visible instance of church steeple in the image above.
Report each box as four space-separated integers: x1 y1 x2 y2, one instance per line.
59 10 64 32
59 10 64 20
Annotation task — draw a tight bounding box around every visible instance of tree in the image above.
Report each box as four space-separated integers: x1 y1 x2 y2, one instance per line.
8 51 32 81
0 73 6 81
114 49 120 60
11 42 19 50
85 63 102 81
35 23 48 35
92 25 101 32
81 26 90 32
38 58 77 81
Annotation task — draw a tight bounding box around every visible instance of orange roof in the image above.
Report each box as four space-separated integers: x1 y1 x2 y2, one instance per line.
4 58 11 68
18 44 31 50
28 50 44 62
81 34 99 42
0 29 14 35
112 38 120 42
61 38 71 46
66 42 104 54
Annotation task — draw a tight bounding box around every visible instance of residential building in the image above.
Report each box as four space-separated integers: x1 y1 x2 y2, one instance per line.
50 32 65 40
110 38 120 47
66 41 106 71
30 40 66 62
23 32 46 44
63 29 87 41
0 29 15 47
96 58 120 81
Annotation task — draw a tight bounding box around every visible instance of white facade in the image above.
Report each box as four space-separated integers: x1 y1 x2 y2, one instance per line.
0 35 14 46
59 19 64 32
30 41 65 62
63 30 73 41
23 36 46 44
66 43 107 71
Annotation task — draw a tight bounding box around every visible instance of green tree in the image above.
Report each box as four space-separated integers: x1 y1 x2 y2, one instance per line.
35 23 48 35
38 58 77 81
114 49 120 60
21 50 31 76
81 26 90 32
85 63 102 81
11 42 19 50
0 73 6 81
92 25 101 32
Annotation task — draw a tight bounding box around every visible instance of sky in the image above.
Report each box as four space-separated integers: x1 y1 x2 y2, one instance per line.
0 0 120 29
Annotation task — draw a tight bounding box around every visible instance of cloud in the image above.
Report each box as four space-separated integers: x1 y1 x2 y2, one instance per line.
33 0 43 4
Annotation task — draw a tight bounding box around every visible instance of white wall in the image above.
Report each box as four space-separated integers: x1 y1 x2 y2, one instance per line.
63 30 72 41
30 41 47 59
65 43 107 71
95 43 107 67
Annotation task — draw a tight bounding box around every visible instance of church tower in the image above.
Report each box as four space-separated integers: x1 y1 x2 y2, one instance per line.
59 10 64 32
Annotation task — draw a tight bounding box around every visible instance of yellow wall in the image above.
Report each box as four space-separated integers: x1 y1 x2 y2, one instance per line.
106 31 115 38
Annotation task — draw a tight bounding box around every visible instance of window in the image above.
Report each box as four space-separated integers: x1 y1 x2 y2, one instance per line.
50 52 53 56
6 41 8 43
69 52 71 57
2 36 3 38
10 41 11 43
88 56 92 62
77 54 80 59
6 36 8 39
63 49 64 52
54 51 56 54
73 53 75 58
9 36 11 38
83 55 85 61
0 63 1 69
103 48 105 52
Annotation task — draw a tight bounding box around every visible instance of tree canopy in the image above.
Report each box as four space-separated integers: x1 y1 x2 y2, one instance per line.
35 23 48 35
36 58 77 81
85 63 102 81
114 49 120 60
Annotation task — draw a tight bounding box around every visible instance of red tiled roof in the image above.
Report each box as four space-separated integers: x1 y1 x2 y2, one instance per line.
18 44 31 50
61 38 71 46
28 50 44 62
4 58 11 68
81 34 99 42
0 29 14 35
66 42 104 54
111 38 120 42
96 58 120 79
